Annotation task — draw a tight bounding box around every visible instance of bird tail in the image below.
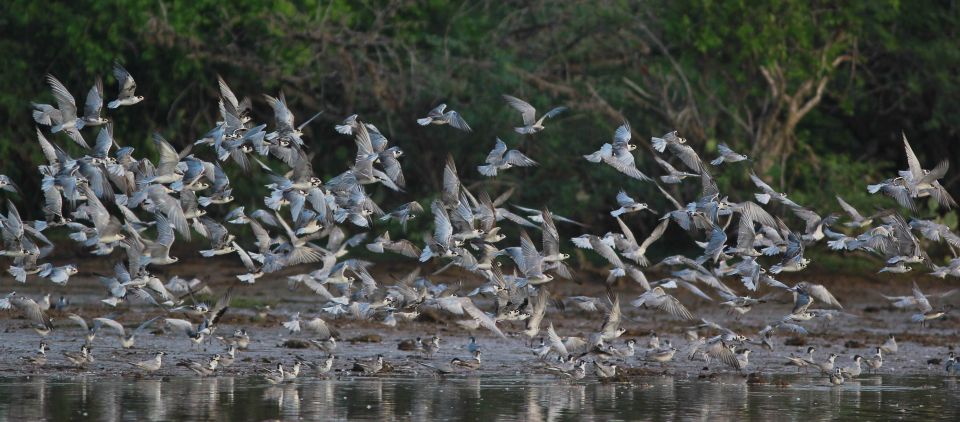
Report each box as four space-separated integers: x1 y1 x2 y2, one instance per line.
583 151 603 163
416 117 432 126
477 165 498 177
754 193 771 204
8 266 26 283
866 184 882 194
651 137 667 152
710 157 724 166
198 196 212 207
108 100 121 109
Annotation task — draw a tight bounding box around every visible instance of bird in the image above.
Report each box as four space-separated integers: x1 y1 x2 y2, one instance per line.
610 191 655 218
909 281 951 326
865 348 884 373
749 172 800 207
584 122 652 181
710 143 749 166
177 354 221 377
828 368 845 385
478 138 537 177
785 346 817 372
810 353 838 375
108 63 144 108
128 351 166 373
631 287 696 320
263 363 286 385
502 95 566 134
302 355 336 377
840 355 863 378
880 335 898 355
19 342 49 366
63 344 94 368
593 360 617 379
417 104 471 131
352 355 385 375
451 350 482 371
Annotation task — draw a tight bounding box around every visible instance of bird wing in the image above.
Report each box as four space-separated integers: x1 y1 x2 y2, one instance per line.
84 78 104 119
93 317 126 336
749 172 777 195
902 134 924 181
485 138 509 164
809 284 843 309
503 150 538 167
113 63 138 99
67 313 89 332
912 282 933 313
446 111 472 131
502 95 536 126
46 74 77 119
461 297 506 339
547 322 569 356
835 196 864 221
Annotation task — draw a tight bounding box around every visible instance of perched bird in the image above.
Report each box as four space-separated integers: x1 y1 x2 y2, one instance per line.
128 351 166 373
840 355 863 378
828 368 845 385
451 350 482 371
352 355 385 375
19 342 49 366
63 345 94 368
177 354 221 377
785 347 817 372
865 348 884 373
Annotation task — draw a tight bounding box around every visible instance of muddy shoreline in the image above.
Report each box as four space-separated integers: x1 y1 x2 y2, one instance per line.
1 262 958 380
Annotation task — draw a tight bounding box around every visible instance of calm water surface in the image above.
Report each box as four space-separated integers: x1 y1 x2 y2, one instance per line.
1 374 958 421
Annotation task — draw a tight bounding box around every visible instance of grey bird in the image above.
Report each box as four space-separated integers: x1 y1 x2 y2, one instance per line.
63 344 94 368
417 104 471 131
610 191 655 217
43 74 88 148
0 175 19 194
79 77 109 128
631 286 696 320
108 63 144 108
502 94 566 134
654 156 699 184
584 122 652 181
128 351 166 373
178 355 221 377
750 172 800 207
710 143 748 166
478 138 537 177
651 131 703 173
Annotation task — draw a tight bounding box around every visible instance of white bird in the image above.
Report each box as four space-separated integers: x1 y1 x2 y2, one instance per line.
478 138 537 177
108 63 144 108
502 94 566 134
417 104 471 131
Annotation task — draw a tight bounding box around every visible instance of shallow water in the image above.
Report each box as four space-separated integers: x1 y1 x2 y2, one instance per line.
0 374 958 421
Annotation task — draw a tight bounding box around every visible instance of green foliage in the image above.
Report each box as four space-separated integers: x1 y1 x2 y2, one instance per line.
0 0 957 249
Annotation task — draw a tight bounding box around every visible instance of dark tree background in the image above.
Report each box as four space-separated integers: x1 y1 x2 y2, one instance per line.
1 0 958 259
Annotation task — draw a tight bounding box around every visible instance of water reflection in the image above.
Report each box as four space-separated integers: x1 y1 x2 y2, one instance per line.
0 375 958 421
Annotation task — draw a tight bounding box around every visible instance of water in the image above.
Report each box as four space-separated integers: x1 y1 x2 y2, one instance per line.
0 374 958 421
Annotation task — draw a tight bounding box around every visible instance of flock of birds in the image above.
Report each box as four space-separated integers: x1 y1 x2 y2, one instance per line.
1 62 959 386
